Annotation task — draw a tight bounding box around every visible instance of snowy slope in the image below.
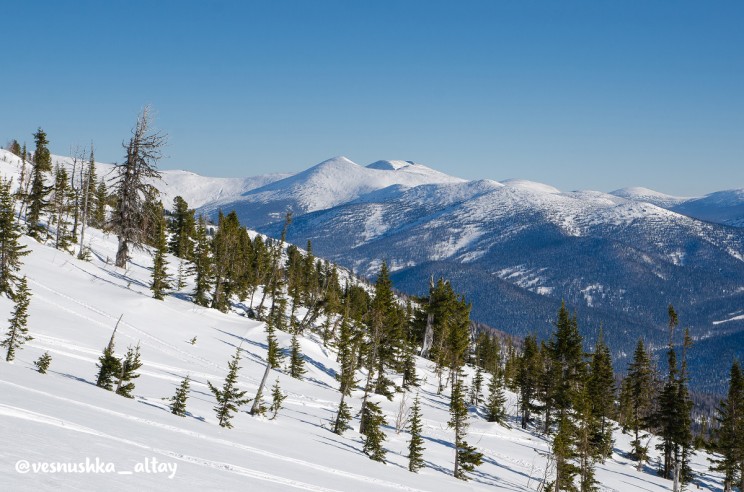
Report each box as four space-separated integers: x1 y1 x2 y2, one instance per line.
0 221 725 490
610 187 691 209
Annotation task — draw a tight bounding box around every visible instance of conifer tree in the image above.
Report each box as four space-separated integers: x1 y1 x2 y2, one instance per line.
517 335 541 429
92 179 107 229
469 366 484 406
2 276 32 362
269 377 286 419
553 414 580 492
709 361 744 492
362 401 388 463
619 338 655 469
115 343 142 398
34 351 52 373
111 107 165 268
168 196 196 260
27 128 52 240
449 375 483 480
265 322 284 369
191 216 213 306
407 393 425 472
169 375 191 416
587 331 615 460
50 164 72 250
485 369 507 424
96 338 122 390
547 302 584 433
150 204 170 300
289 333 306 379
208 348 251 428
333 307 358 435
0 179 29 299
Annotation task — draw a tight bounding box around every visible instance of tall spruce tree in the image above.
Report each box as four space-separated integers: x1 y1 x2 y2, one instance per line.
0 179 29 299
619 338 655 469
333 308 358 435
2 276 32 362
27 128 52 240
587 331 615 460
485 369 507 424
168 196 196 260
150 204 170 300
208 348 251 428
517 335 541 429
407 393 425 472
449 375 483 480
191 216 213 306
709 360 744 492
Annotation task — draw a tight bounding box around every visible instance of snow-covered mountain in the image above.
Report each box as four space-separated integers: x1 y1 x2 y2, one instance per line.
198 156 465 227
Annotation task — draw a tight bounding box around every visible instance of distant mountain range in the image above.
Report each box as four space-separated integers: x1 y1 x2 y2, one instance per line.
2 149 742 391
186 155 744 392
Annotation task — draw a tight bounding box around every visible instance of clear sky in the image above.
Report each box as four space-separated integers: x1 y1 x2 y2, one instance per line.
2 1 743 196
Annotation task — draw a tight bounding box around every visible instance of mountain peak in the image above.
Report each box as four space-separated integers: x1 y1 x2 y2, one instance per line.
366 160 415 171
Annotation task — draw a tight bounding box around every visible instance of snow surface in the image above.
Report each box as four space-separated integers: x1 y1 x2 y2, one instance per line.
0 210 725 491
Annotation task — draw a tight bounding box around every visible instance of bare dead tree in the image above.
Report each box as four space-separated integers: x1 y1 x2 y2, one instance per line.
110 106 166 268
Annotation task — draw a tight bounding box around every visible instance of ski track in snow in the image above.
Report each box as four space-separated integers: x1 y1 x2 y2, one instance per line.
0 403 343 492
28 277 226 372
0 381 431 492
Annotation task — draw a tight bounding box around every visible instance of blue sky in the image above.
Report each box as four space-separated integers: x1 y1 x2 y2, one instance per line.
2 1 743 195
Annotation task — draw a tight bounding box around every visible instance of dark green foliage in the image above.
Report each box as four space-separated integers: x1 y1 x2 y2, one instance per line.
485 369 507 424
208 348 251 428
211 211 246 311
333 400 353 435
553 414 580 492
469 366 484 406
27 129 52 240
34 351 52 373
269 377 286 419
169 375 191 416
288 333 306 379
2 277 32 362
619 338 655 468
449 376 483 480
50 164 73 250
650 306 694 483
150 203 170 300
0 179 29 298
362 401 388 463
709 361 744 492
407 393 425 472
92 179 107 229
191 216 213 306
96 343 122 391
333 308 358 435
266 322 284 369
168 196 196 260
115 343 142 398
587 331 615 460
369 262 405 398
517 335 541 429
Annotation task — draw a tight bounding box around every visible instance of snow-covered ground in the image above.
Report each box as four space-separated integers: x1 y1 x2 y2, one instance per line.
0 222 725 491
